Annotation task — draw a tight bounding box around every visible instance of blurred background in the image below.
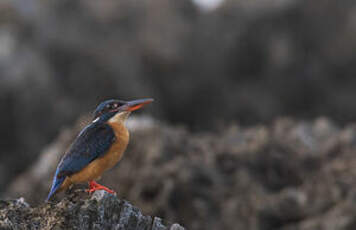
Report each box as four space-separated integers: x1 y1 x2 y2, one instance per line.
1 0 356 229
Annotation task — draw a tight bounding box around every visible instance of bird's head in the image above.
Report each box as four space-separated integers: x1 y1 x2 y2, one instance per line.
93 98 154 123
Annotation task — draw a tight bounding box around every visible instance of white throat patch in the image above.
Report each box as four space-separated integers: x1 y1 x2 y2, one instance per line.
109 111 131 123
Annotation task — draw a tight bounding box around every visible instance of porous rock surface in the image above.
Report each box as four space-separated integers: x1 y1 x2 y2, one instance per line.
0 190 184 230
6 116 356 230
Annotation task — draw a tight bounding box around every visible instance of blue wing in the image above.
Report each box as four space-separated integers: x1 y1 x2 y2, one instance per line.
47 122 116 201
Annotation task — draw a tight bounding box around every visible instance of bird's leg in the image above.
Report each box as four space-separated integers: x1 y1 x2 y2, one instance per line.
87 180 116 194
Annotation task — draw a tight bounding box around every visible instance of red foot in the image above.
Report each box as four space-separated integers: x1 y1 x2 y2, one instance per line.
86 180 116 194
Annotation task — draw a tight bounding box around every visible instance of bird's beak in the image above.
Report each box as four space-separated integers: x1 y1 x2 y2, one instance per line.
123 98 154 112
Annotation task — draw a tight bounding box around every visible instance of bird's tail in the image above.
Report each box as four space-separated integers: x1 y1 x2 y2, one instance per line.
46 176 65 202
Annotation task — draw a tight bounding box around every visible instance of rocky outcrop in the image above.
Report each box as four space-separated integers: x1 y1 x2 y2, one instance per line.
5 116 356 230
0 190 184 230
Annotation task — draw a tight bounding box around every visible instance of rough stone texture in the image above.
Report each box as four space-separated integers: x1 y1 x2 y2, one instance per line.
5 116 356 230
1 1 356 229
0 190 184 230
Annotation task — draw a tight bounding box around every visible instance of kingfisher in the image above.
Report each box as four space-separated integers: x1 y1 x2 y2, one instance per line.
46 98 153 201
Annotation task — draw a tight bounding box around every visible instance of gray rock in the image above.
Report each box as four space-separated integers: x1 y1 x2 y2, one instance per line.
0 190 185 230
8 116 356 230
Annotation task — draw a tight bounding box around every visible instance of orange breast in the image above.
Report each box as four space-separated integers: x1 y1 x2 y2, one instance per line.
65 121 129 186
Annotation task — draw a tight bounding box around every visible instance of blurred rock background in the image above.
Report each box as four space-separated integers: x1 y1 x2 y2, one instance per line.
6 116 356 230
1 0 356 229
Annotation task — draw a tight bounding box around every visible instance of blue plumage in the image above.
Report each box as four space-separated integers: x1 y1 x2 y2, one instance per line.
46 121 116 201
93 99 125 120
46 170 65 201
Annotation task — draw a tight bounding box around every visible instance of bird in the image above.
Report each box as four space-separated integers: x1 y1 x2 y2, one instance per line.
46 98 153 201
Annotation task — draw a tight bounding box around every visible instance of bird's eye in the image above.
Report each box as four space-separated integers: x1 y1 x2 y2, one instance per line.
112 103 118 108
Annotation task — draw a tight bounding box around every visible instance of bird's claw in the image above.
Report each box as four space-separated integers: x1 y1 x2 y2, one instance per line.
87 181 116 195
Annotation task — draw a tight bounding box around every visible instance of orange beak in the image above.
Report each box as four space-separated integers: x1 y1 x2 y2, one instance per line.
124 98 154 112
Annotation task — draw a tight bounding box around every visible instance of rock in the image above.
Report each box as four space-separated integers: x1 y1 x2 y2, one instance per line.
5 116 356 230
0 190 185 230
